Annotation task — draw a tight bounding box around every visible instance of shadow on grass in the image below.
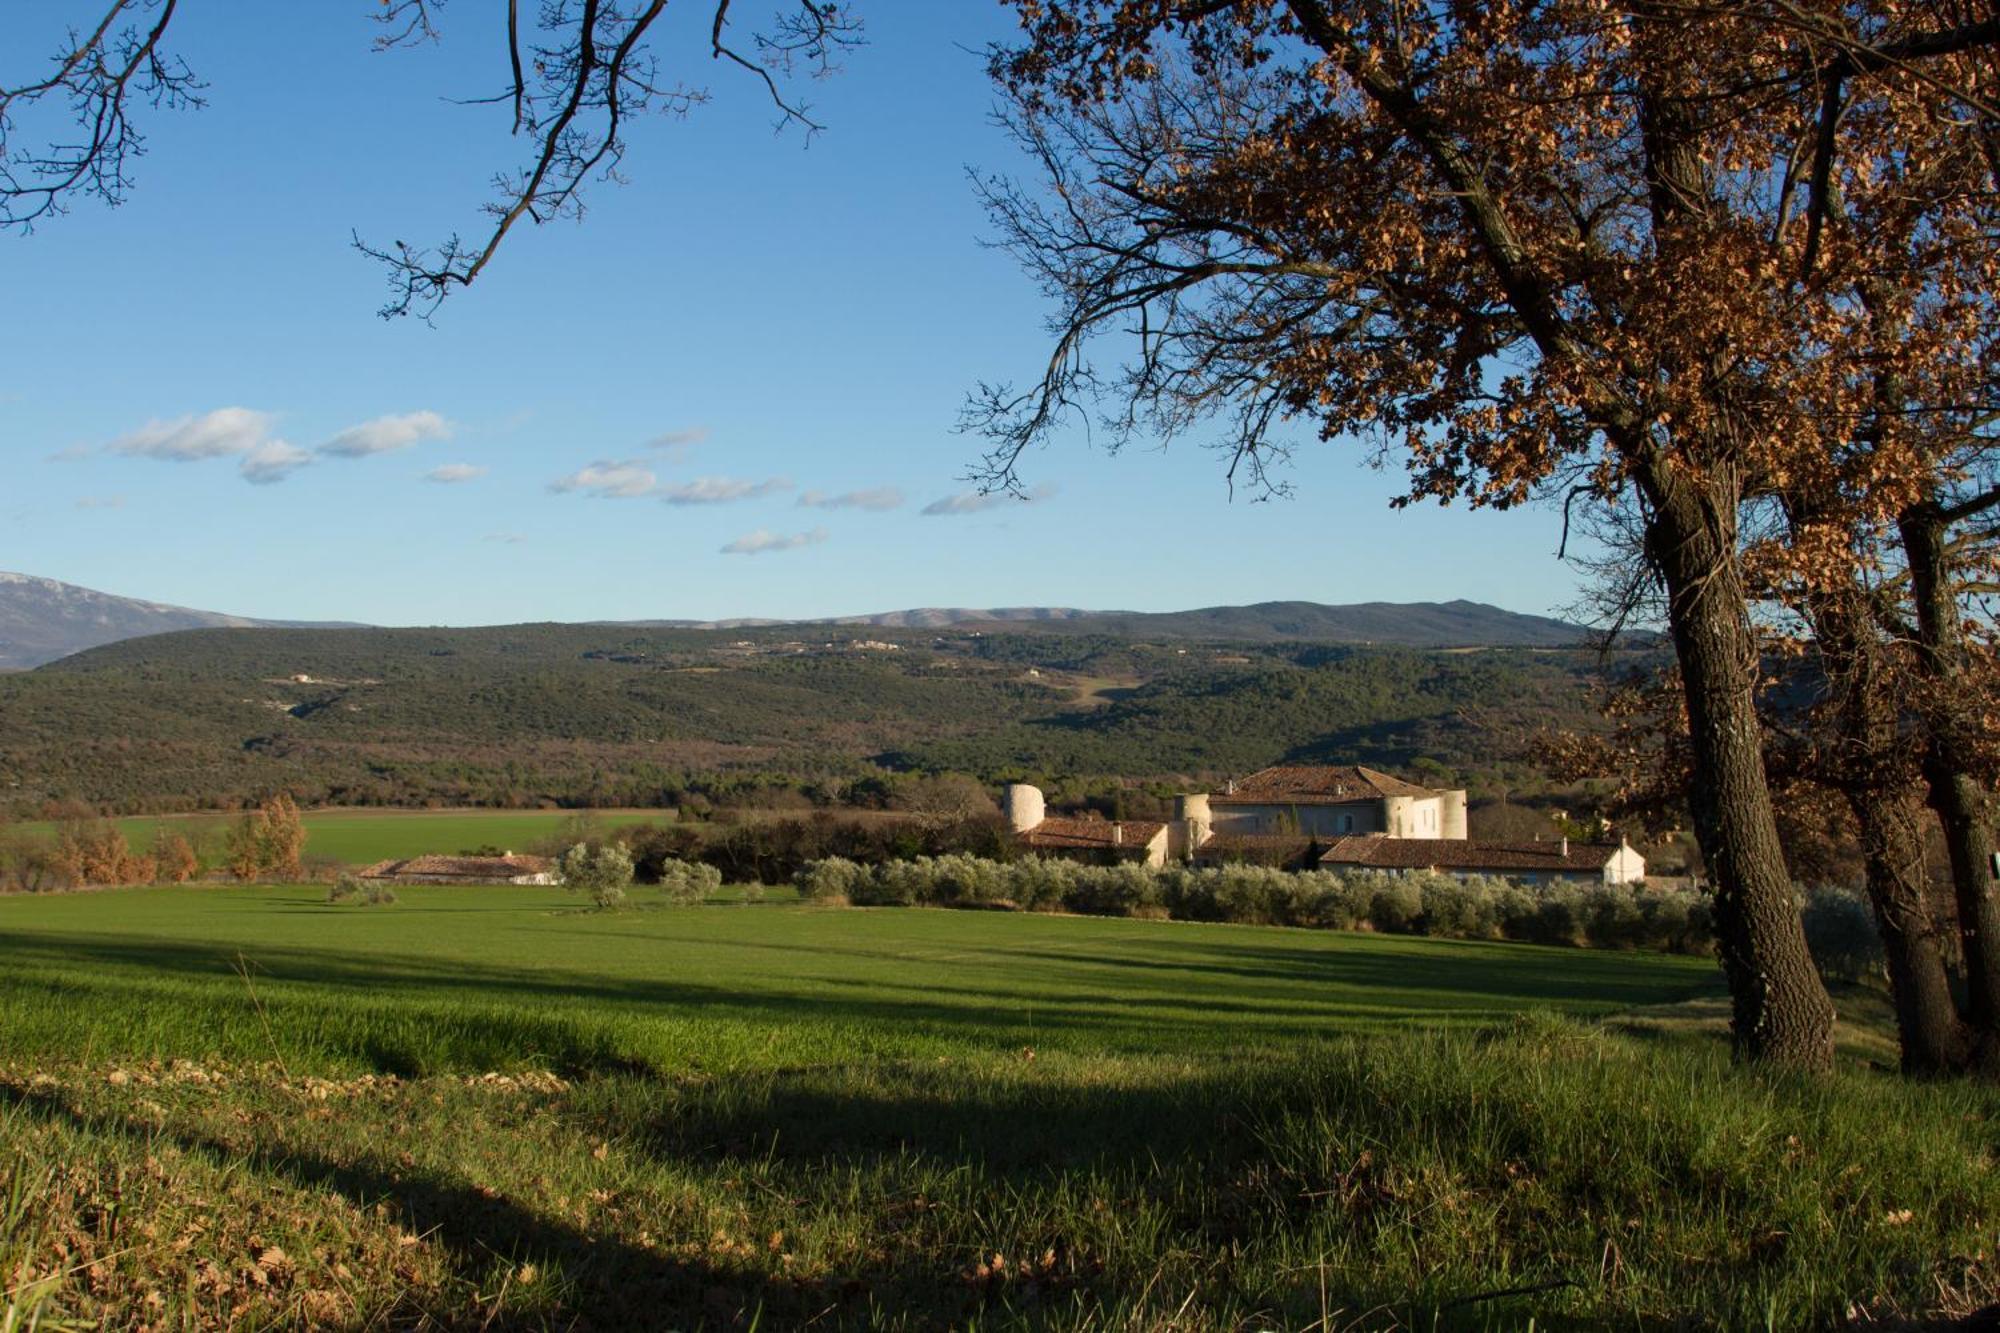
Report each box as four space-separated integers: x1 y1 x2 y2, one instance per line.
0 923 1718 1070
0 1080 944 1330
0 1056 1655 1332
0 1072 1560 1328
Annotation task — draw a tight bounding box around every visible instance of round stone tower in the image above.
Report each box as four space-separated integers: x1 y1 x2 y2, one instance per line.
1003 783 1046 833
1383 794 1415 837
1441 788 1469 840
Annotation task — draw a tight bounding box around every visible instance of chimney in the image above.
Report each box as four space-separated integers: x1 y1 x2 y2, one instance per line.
1560 836 1569 857
1226 779 1236 795
1112 824 1123 846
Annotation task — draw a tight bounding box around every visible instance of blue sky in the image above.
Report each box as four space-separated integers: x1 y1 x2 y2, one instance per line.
1 1 1589 626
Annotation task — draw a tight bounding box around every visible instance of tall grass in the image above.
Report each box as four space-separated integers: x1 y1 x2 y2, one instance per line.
2 1017 1992 1329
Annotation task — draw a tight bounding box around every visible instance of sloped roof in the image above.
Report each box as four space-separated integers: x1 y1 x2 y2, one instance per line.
1317 836 1627 873
358 854 553 880
1211 764 1442 805
1191 833 1318 865
1018 817 1166 852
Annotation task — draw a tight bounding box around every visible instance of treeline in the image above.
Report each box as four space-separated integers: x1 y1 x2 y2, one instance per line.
584 812 1019 888
0 796 308 892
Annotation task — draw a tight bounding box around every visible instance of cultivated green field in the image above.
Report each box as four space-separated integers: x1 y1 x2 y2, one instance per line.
3 889 1995 1330
0 884 1715 1075
14 807 673 866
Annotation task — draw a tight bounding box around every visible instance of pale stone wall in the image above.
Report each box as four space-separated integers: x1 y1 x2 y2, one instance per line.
1004 783 1046 833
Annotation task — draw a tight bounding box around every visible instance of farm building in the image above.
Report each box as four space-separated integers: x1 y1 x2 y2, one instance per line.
1005 765 1646 886
1315 834 1646 886
356 853 557 885
1182 764 1469 840
1004 784 1171 868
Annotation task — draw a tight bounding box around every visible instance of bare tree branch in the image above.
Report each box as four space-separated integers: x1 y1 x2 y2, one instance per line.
5 2 862 317
0 0 203 231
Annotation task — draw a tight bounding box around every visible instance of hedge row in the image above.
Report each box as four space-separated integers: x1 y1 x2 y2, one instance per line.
794 855 1722 955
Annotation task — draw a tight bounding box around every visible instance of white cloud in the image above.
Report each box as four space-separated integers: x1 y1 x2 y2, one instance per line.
548 459 657 498
74 494 126 510
47 442 92 463
425 463 488 484
239 440 312 486
920 482 1059 516
111 407 276 461
721 526 829 556
647 427 708 449
317 410 452 458
658 476 792 505
799 486 904 511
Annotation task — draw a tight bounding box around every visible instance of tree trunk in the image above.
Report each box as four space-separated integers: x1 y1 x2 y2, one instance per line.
1795 559 1973 1074
1899 502 2000 1053
1848 786 1972 1073
1640 458 1836 1071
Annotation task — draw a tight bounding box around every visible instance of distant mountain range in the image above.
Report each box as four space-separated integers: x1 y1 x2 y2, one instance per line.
0 572 1606 670
611 600 1599 646
0 573 360 671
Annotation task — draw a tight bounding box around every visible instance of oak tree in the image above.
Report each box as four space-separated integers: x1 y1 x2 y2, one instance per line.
973 0 2000 1069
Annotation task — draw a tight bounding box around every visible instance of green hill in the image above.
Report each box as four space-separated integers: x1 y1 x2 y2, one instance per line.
0 622 1642 814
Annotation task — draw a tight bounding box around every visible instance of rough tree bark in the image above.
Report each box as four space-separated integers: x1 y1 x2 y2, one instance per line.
1849 785 1972 1073
1639 455 1836 1070
1794 553 1973 1072
1899 501 2000 1057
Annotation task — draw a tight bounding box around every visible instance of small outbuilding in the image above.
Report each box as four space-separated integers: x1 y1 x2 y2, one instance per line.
356 853 557 886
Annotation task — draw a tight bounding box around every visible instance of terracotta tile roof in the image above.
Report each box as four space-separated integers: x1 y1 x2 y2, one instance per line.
1211 765 1441 806
1317 836 1624 873
359 854 553 881
1191 833 1318 865
1018 817 1166 852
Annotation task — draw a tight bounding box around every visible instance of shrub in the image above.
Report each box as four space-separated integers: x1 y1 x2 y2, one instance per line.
592 885 627 910
795 856 868 904
154 833 200 884
1366 878 1425 934
1801 885 1882 982
656 858 722 906
784 854 1720 956
1419 873 1499 938
328 877 396 906
1061 862 1160 917
558 843 634 895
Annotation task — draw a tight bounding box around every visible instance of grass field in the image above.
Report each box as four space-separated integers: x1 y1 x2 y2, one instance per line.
0 885 1717 1075
2 887 1995 1329
13 807 675 866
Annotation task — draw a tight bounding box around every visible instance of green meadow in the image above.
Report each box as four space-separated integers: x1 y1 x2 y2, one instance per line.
0 884 1715 1074
3 887 1995 1329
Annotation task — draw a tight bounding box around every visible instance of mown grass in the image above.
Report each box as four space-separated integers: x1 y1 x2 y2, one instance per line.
1 888 1994 1330
0 885 1715 1076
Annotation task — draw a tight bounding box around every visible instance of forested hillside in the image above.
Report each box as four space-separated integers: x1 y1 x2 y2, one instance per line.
0 622 1640 814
